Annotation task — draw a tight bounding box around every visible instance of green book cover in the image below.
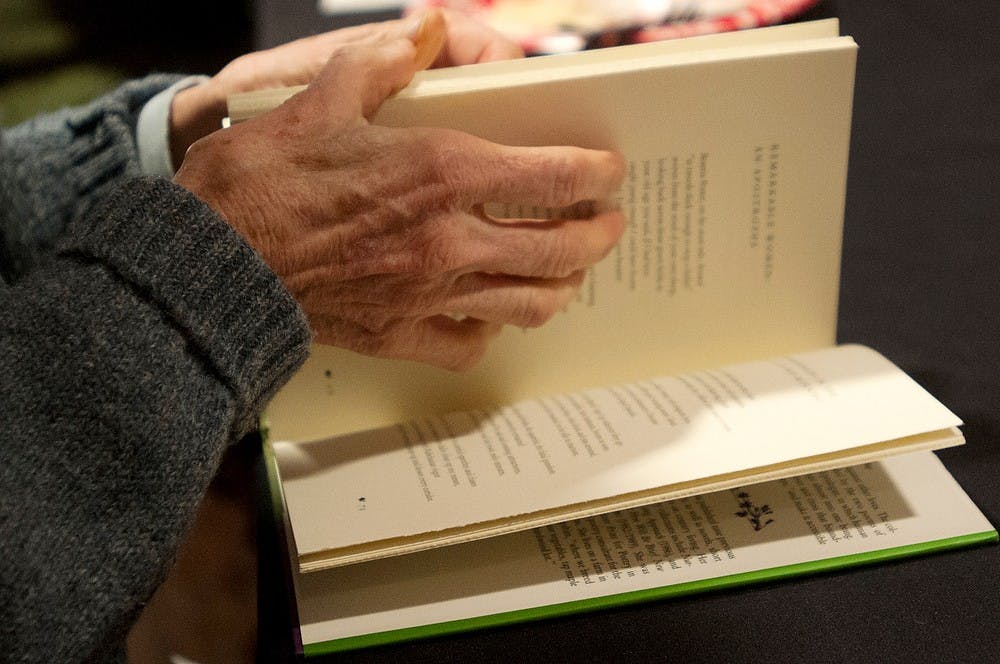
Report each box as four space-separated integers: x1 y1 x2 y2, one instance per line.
261 445 995 657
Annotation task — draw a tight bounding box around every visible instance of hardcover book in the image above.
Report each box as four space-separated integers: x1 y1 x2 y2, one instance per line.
232 19 994 654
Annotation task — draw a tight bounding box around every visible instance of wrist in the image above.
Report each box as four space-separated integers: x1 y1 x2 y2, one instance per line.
170 80 227 169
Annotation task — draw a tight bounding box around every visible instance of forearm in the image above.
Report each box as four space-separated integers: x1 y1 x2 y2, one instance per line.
0 177 310 661
1 255 239 661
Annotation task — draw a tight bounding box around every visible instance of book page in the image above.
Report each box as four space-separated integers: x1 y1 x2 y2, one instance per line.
395 22 845 95
266 32 858 442
227 20 844 122
291 452 995 652
275 345 962 568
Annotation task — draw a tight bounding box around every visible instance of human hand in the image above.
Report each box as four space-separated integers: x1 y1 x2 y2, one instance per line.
168 9 521 167
174 38 625 371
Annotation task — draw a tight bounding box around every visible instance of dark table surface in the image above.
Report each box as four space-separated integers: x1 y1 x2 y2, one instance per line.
213 2 1000 662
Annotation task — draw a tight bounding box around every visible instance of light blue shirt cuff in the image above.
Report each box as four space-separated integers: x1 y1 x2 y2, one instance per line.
137 75 210 178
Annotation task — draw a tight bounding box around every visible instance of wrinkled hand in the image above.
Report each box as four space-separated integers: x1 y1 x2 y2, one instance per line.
168 9 522 167
174 38 625 371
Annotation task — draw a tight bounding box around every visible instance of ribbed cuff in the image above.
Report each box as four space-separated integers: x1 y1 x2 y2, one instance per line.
63 74 189 219
58 176 311 435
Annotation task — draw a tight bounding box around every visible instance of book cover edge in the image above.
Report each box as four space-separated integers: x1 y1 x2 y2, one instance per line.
300 529 998 657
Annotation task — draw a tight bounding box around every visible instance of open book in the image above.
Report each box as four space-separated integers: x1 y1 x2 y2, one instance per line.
236 21 980 577
271 343 966 572
266 451 994 656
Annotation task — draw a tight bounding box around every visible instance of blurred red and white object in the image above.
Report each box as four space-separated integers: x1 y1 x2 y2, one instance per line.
406 0 820 54
319 1 406 13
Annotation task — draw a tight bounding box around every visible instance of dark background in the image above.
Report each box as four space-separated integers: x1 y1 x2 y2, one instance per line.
0 0 252 125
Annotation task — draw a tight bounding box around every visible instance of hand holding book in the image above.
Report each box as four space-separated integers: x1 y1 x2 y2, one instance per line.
168 8 519 168
234 20 996 655
174 19 626 370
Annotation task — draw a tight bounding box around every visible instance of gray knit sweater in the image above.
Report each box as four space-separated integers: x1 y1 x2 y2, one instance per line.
0 77 311 661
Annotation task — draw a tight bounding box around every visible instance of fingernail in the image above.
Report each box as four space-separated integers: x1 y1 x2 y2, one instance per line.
409 9 447 70
405 12 426 40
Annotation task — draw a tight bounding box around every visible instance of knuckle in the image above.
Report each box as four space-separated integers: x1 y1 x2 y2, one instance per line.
516 291 559 328
384 221 464 281
345 219 461 280
355 317 406 359
426 138 472 196
547 154 583 207
396 204 472 278
413 224 463 274
536 235 580 279
325 43 370 70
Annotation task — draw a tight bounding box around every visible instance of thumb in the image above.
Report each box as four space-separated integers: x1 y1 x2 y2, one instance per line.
407 8 448 70
309 38 418 121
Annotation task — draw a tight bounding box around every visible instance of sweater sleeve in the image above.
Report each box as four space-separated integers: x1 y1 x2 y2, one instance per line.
0 176 311 661
0 75 183 281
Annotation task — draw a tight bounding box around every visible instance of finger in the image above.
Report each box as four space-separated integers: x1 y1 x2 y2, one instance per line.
308 39 418 121
438 271 586 327
437 137 626 209
268 14 438 85
408 9 448 70
433 8 524 66
470 209 627 279
477 38 527 63
483 199 613 223
390 316 503 371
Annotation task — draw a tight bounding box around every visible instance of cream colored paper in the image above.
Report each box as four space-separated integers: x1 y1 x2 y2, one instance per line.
276 345 962 570
264 22 858 442
292 452 993 648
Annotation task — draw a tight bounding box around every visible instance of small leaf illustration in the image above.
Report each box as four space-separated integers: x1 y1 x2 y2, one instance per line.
735 492 776 531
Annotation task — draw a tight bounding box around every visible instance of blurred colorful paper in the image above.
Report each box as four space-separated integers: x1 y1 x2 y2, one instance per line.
408 0 820 53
